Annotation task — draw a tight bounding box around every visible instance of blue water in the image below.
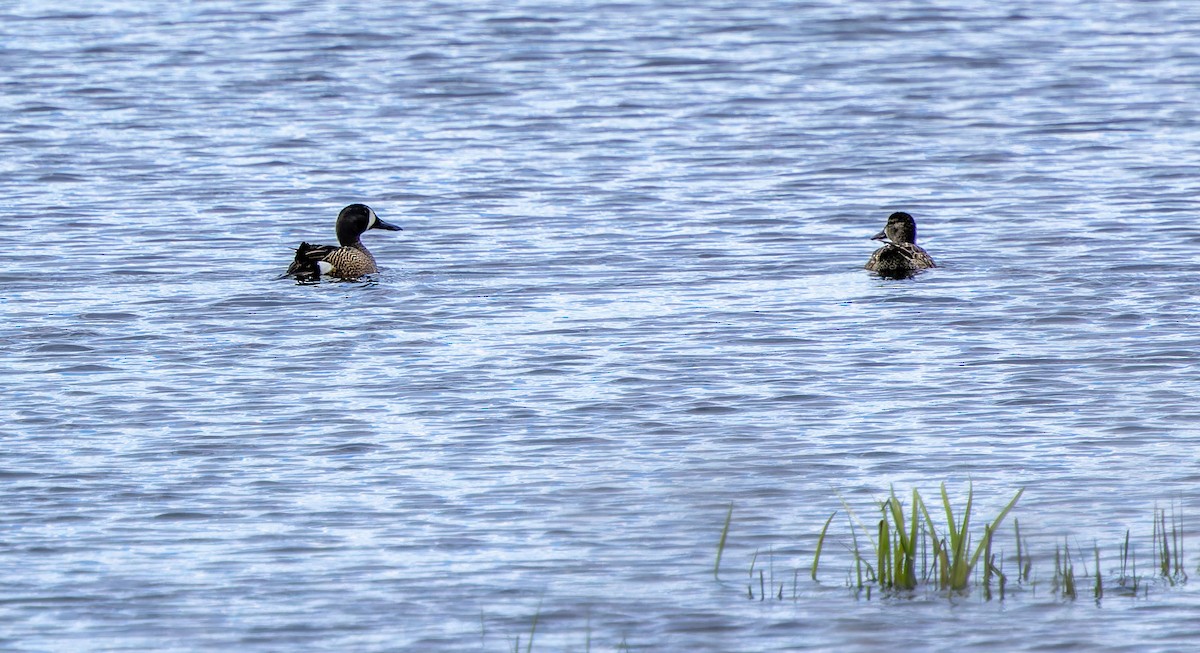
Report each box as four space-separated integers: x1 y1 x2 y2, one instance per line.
5 1 1200 650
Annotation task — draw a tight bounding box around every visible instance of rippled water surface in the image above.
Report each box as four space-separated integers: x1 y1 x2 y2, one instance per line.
5 0 1200 650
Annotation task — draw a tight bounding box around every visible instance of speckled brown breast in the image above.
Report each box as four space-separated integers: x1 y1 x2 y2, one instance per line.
324 244 379 278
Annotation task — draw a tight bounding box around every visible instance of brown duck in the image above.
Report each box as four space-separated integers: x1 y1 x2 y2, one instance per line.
864 211 936 278
284 204 403 281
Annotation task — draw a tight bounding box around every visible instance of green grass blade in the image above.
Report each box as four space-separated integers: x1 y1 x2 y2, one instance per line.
967 487 1024 573
940 483 958 550
959 482 975 558
838 491 879 554
1014 518 1023 581
844 507 864 588
811 511 837 581
525 598 542 653
918 494 940 550
916 494 950 587
938 538 951 588
714 503 733 580
878 519 890 589
941 483 969 587
886 490 911 563
982 524 994 588
990 488 1025 531
907 488 921 587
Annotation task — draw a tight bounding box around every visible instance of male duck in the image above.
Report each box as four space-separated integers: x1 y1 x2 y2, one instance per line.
284 204 402 281
864 211 936 278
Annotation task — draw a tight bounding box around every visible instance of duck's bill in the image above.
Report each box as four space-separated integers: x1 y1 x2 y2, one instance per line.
871 229 888 241
372 216 403 231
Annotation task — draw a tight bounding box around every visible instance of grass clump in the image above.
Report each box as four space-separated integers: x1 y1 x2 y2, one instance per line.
812 483 1023 596
806 484 1022 597
719 488 1188 605
1153 503 1187 583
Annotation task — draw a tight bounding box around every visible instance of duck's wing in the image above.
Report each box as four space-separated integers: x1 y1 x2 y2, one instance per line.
903 244 936 269
283 242 338 280
865 244 934 278
864 247 883 271
864 245 895 272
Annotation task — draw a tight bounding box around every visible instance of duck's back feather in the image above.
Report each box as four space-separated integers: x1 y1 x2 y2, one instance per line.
865 243 936 277
284 242 337 281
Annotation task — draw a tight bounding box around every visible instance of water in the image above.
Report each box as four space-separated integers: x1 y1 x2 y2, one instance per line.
4 0 1200 650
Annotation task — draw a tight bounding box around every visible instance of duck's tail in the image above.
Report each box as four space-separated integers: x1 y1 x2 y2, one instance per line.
281 242 323 281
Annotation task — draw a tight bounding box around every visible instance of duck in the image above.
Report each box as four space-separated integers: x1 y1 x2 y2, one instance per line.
283 204 402 281
864 211 936 278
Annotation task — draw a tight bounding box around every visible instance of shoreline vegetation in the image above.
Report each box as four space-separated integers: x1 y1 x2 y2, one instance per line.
493 487 1188 651
496 487 1190 648
718 484 1188 602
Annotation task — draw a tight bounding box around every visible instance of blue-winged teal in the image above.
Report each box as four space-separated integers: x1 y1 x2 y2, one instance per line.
864 211 936 278
283 204 402 281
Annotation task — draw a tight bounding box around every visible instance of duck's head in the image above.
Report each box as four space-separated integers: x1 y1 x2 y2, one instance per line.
872 211 918 245
335 203 403 246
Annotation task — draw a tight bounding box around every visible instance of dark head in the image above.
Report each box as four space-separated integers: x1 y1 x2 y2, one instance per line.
871 211 918 245
335 203 402 246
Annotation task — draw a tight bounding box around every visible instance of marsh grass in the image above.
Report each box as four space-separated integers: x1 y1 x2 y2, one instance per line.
1045 502 1187 603
806 491 1190 603
493 600 618 653
1117 528 1140 594
810 483 1023 596
1053 542 1077 600
747 547 792 601
508 599 543 653
1014 518 1032 583
1153 502 1187 583
712 490 1188 608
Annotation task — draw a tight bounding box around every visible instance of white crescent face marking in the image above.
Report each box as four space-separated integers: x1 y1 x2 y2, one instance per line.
367 208 378 228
